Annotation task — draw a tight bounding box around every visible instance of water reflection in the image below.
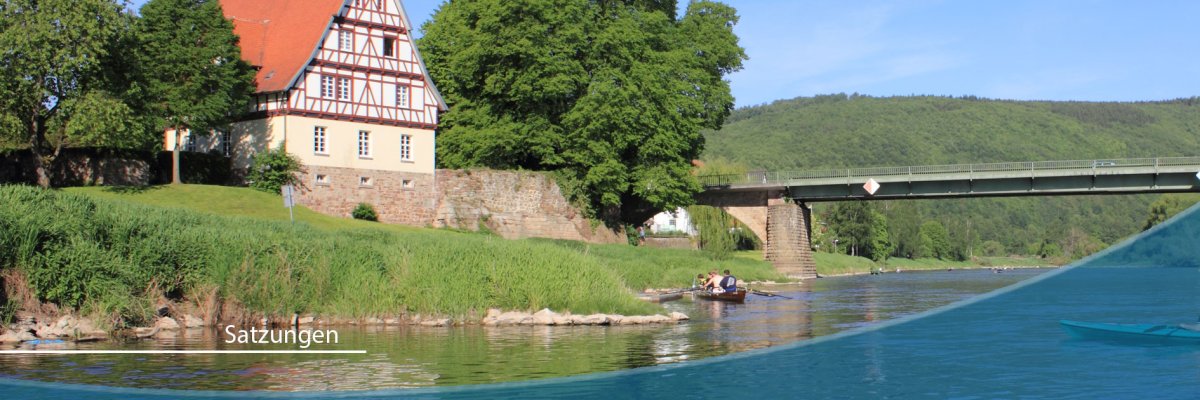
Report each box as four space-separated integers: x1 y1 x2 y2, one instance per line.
0 269 1046 391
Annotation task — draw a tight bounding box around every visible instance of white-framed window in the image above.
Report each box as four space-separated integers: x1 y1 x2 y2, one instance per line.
320 75 335 98
396 85 409 108
220 131 231 156
359 176 373 187
338 30 353 52
184 134 196 152
402 179 415 190
315 174 330 185
357 131 371 158
399 134 412 161
337 77 351 100
313 126 327 154
383 37 396 58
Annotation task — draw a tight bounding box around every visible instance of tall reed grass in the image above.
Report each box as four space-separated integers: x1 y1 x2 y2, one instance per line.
0 186 662 325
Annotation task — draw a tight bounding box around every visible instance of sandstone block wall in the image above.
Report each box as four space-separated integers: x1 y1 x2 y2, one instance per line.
764 203 818 279
643 237 694 249
297 166 437 226
434 170 624 243
1 149 230 187
294 168 623 244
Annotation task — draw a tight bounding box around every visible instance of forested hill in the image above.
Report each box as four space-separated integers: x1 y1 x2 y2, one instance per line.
701 95 1200 261
705 94 1200 170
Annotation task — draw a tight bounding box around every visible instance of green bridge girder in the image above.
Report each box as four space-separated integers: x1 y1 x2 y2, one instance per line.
700 157 1200 202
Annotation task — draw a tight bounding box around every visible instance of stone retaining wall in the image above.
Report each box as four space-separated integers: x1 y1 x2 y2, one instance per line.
297 166 438 226
434 170 624 243
643 237 694 249
293 168 624 244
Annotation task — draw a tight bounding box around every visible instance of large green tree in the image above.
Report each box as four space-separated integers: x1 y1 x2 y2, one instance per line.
0 0 145 187
1143 194 1200 230
917 220 952 260
420 0 746 222
136 0 255 184
828 201 892 261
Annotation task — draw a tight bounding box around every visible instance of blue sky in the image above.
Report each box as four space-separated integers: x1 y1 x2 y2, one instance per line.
132 1 1200 107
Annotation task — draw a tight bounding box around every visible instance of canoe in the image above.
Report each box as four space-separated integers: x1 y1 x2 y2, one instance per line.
1060 320 1200 342
637 292 684 303
694 289 747 303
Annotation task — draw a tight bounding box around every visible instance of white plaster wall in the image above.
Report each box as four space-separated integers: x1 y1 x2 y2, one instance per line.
649 207 696 236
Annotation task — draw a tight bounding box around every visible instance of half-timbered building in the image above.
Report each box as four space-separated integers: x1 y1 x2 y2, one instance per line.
165 0 446 224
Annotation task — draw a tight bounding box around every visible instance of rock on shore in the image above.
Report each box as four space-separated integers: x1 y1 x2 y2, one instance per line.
481 308 689 326
0 315 108 343
1 307 690 344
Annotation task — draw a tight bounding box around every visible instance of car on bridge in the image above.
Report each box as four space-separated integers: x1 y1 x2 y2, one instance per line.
1091 160 1117 167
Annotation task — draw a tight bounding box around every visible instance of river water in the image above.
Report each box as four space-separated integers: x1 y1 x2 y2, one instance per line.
0 268 1048 391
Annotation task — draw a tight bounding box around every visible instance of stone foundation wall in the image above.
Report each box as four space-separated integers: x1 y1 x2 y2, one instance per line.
294 168 623 244
296 166 438 226
1 149 229 187
643 237 694 249
434 170 624 243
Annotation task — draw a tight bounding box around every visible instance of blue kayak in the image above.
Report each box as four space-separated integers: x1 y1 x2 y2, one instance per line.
1060 320 1200 342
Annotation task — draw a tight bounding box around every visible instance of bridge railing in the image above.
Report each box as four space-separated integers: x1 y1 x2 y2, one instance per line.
699 156 1200 188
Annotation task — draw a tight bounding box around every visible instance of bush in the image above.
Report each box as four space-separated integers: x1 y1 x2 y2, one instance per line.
248 147 301 193
352 203 378 221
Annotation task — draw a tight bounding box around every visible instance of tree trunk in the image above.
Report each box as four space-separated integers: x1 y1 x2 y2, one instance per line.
33 156 52 188
30 114 52 188
172 128 182 184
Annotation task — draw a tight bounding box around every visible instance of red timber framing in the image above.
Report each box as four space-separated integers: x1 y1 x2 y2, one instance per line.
249 0 441 129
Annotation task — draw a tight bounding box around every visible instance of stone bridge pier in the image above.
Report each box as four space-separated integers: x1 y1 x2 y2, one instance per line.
695 190 818 279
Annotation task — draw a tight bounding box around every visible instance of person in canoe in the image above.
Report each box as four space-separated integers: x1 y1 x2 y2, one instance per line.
720 269 738 293
704 271 725 293
693 273 706 289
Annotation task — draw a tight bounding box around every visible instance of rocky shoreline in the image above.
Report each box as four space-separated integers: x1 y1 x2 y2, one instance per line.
0 308 690 344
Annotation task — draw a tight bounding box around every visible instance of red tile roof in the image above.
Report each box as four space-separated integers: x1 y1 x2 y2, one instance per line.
219 0 346 93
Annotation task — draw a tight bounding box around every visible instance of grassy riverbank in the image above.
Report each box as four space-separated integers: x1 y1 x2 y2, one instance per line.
1 185 785 327
734 251 1056 277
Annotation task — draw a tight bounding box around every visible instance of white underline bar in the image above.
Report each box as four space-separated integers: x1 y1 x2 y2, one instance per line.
0 350 367 355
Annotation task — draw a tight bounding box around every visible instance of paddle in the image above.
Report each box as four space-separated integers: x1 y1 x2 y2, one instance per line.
748 288 794 299
659 287 702 295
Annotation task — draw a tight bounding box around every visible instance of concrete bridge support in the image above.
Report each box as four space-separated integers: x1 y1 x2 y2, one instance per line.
764 203 818 279
695 190 817 278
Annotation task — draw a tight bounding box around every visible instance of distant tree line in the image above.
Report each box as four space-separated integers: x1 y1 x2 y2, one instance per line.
704 95 1200 261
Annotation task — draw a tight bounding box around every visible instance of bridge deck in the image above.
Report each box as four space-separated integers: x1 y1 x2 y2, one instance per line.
701 157 1200 201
